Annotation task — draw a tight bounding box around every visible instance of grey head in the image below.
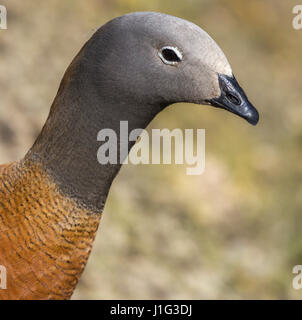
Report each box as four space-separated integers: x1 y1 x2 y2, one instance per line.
27 12 259 211
81 11 259 125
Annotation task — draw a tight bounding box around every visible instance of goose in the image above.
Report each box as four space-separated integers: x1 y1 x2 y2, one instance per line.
0 12 259 300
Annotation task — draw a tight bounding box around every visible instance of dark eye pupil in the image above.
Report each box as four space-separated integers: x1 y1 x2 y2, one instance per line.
226 92 241 105
162 49 181 62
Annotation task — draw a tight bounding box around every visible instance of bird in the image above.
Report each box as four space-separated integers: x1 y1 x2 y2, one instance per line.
0 12 259 300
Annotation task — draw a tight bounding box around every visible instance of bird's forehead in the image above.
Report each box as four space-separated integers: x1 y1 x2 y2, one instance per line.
117 12 232 76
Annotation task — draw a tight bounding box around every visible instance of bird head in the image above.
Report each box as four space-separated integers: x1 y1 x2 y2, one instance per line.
82 12 259 125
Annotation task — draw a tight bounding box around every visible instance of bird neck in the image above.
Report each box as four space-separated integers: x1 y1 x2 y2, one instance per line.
0 160 101 299
25 64 164 212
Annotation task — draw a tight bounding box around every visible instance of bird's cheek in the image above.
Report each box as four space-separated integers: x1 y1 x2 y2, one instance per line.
189 69 220 103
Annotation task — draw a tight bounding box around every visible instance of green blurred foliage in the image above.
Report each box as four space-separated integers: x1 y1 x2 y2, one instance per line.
0 0 301 299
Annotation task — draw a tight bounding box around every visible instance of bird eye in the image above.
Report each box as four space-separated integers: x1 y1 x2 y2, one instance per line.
158 46 182 65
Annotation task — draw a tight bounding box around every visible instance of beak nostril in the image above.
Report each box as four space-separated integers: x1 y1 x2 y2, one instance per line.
226 92 241 106
208 73 259 125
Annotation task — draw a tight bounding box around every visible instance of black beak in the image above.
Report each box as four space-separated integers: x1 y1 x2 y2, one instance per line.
206 74 259 125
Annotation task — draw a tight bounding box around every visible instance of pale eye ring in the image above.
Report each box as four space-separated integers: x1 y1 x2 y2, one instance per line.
158 46 183 65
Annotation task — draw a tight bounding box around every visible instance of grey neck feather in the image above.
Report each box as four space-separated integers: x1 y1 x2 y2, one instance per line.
25 36 166 212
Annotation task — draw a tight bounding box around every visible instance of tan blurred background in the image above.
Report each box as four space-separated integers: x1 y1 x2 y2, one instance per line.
0 0 301 299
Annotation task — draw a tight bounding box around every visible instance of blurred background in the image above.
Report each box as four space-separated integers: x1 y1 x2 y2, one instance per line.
0 0 301 299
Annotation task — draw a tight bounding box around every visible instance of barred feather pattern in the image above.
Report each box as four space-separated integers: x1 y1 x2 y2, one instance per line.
0 160 102 300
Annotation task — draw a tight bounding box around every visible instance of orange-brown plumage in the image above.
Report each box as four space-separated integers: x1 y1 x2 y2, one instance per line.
0 160 101 299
